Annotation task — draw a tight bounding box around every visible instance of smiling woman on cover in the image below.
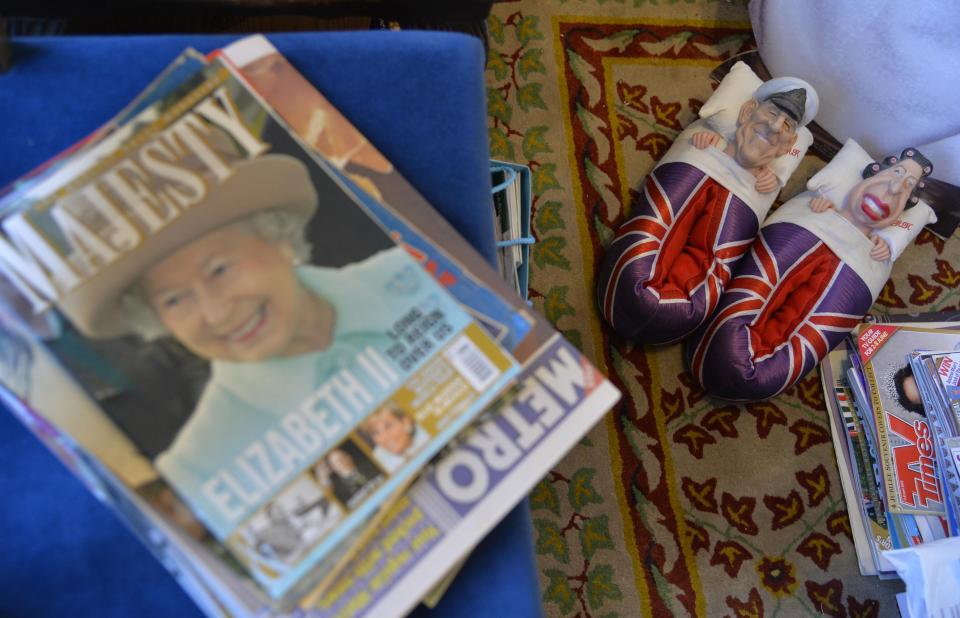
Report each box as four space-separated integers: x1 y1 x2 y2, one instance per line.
56 152 448 531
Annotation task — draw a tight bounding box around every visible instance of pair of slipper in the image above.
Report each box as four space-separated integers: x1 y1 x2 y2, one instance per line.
597 65 936 401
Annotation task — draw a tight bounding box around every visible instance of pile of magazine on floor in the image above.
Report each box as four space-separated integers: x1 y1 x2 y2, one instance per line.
820 310 960 612
490 160 532 300
0 35 620 617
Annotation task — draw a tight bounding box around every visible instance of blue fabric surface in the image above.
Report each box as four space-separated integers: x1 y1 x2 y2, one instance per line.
0 32 539 618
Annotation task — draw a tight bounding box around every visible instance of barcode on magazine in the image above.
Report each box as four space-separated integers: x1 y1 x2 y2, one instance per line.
443 334 499 391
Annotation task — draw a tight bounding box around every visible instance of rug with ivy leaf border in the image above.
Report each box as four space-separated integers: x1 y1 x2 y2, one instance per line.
486 1 960 616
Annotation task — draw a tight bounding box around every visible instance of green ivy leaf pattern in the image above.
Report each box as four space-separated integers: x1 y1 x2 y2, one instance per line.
649 563 684 615
584 159 621 220
536 200 566 233
580 434 595 448
530 478 561 514
578 103 611 164
586 564 623 609
567 49 601 107
633 486 679 572
487 87 512 124
522 125 553 160
581 514 614 560
568 468 604 510
692 33 751 58
634 0 706 4
562 328 583 352
518 48 547 80
517 82 548 112
638 31 695 57
487 49 509 81
543 285 576 325
535 518 571 563
543 568 577 613
609 345 636 389
624 422 662 492
488 127 516 160
487 13 505 45
533 236 571 271
584 29 639 53
533 163 562 194
516 15 545 46
593 212 616 249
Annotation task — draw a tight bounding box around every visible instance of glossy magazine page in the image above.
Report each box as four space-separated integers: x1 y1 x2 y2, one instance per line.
854 324 960 516
211 34 622 616
96 333 621 618
310 335 618 617
0 34 623 617
0 61 519 601
217 35 559 364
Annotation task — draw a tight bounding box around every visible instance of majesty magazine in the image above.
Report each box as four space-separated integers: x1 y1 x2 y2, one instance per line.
0 34 622 617
0 57 519 601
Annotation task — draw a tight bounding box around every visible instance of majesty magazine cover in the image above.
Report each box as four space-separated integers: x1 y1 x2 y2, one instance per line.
0 57 520 601
0 35 623 617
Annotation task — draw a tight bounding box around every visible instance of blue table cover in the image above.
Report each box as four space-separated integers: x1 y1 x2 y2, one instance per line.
0 32 541 618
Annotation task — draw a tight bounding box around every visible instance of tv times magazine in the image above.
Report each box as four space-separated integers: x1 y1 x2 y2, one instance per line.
854 324 960 517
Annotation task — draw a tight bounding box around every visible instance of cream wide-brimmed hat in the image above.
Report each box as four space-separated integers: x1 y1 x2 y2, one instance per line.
56 154 319 339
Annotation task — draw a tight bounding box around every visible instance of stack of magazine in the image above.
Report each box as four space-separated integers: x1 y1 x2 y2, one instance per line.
820 311 960 579
0 35 620 617
490 160 532 300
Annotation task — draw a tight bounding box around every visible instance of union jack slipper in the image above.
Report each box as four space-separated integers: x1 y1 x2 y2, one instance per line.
597 65 815 345
685 140 935 401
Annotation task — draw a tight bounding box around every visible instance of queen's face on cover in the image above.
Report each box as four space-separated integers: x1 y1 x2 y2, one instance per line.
139 223 332 363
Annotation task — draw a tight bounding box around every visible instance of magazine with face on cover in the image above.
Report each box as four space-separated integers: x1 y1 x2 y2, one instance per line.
173 37 621 617
853 323 960 516
0 53 283 615
217 35 557 361
0 58 521 601
99 331 620 618
0 48 432 615
0 34 623 617
909 352 960 534
215 35 622 615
